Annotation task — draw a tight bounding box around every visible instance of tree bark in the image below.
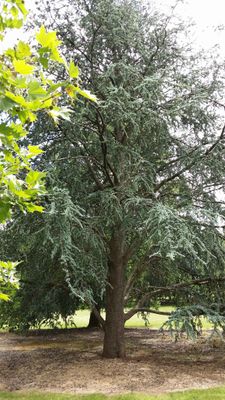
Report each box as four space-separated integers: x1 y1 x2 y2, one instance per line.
102 229 126 358
87 305 102 328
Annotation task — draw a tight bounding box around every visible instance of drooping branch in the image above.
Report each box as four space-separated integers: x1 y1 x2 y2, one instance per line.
124 307 171 322
124 276 225 322
136 276 225 309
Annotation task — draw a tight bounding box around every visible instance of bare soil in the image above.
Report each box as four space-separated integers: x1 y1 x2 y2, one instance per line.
0 328 225 395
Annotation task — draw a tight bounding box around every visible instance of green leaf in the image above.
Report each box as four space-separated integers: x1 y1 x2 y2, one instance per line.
75 87 97 102
13 59 34 74
10 123 27 138
16 40 31 59
5 47 16 58
26 170 46 187
0 201 11 223
13 189 32 200
0 261 19 270
50 48 64 64
36 25 61 50
16 110 29 123
12 77 27 88
0 123 12 135
39 55 49 69
16 0 28 16
27 145 43 158
10 6 19 18
0 293 10 301
25 203 44 213
0 96 16 111
69 61 79 79
48 107 73 123
5 91 26 107
28 81 47 99
65 84 77 97
5 18 23 29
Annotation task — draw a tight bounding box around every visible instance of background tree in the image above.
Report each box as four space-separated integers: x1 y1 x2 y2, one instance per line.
2 0 225 357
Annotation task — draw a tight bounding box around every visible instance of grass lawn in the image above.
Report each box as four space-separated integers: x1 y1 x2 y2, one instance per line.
0 306 212 332
71 307 172 329
1 388 225 400
71 307 212 330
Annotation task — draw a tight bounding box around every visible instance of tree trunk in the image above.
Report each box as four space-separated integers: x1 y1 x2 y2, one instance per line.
102 229 126 358
87 305 102 328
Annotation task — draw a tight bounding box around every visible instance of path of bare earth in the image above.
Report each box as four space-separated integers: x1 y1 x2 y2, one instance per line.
0 328 225 394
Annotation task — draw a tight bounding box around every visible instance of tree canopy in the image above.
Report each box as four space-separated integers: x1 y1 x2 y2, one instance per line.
2 0 225 357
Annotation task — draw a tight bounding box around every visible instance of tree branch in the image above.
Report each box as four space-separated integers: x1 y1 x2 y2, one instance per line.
124 252 161 303
137 276 225 308
125 276 225 322
122 237 142 266
124 307 171 322
155 124 225 192
91 305 105 329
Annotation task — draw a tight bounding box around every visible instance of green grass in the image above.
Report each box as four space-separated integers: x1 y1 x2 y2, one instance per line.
1 388 225 400
0 307 213 332
70 307 173 329
12 308 169 333
0 307 214 332
125 307 172 329
71 307 213 330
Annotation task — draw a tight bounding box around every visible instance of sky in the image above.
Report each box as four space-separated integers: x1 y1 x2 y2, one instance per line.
157 0 225 51
1 0 225 53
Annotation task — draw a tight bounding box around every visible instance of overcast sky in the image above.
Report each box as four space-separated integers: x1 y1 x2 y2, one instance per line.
1 0 225 53
158 0 225 50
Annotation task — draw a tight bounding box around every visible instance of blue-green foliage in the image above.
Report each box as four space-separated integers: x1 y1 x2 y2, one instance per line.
1 0 225 333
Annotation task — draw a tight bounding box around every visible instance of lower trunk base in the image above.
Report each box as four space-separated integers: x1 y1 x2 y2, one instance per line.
102 324 126 358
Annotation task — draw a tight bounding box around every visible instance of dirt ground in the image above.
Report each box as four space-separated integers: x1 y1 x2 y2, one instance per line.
0 328 225 395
